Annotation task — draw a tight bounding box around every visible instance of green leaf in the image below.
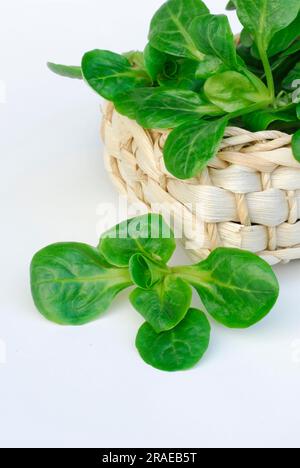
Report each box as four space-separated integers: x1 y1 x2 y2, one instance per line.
189 14 240 69
144 44 202 88
292 129 300 162
81 50 150 101
280 40 300 58
226 1 236 11
235 0 300 50
195 55 225 79
30 243 132 325
129 253 167 290
47 63 82 79
149 0 209 60
251 16 300 58
236 44 263 75
164 118 227 179
240 29 254 48
114 88 156 120
130 275 192 333
267 44 300 84
98 214 176 267
159 59 205 91
135 88 222 129
268 13 300 57
144 43 171 81
180 248 279 329
113 92 141 120
243 107 298 131
136 308 211 372
282 62 300 90
204 71 269 113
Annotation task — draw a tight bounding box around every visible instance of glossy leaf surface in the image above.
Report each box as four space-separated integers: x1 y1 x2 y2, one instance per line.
130 275 192 333
136 308 211 371
81 50 150 101
136 88 222 129
30 243 132 325
149 0 209 60
98 214 176 267
180 248 279 328
164 118 227 179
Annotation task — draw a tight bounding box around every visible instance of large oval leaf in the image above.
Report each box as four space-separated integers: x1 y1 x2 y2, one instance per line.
164 118 227 179
130 275 192 333
149 0 209 60
180 248 279 328
30 243 132 325
81 50 150 101
98 214 176 267
136 308 211 372
135 88 222 129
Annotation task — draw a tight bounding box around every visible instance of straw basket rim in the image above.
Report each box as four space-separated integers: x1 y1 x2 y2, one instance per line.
101 101 300 265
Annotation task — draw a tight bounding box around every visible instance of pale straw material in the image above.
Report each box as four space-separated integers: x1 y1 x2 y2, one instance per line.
101 101 300 265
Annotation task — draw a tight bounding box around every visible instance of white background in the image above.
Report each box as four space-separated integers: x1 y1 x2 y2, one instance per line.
1 0 300 449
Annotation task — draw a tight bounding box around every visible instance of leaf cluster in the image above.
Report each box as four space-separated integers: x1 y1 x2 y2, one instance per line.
48 0 300 177
31 214 279 372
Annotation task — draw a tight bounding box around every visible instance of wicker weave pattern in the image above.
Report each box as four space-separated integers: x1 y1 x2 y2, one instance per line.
102 102 300 265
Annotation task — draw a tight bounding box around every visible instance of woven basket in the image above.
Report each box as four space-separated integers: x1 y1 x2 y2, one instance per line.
101 101 300 265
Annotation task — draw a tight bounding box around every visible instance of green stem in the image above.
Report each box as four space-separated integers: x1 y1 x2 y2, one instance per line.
228 100 272 121
258 45 275 101
171 265 210 284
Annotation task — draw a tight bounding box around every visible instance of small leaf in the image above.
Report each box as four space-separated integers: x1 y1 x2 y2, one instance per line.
135 88 222 129
164 118 227 179
292 129 300 162
130 276 192 333
47 63 82 79
129 253 167 290
81 50 150 101
190 14 239 70
123 50 145 69
30 243 132 325
136 308 211 372
181 248 279 328
149 0 209 60
98 214 176 267
226 1 237 11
